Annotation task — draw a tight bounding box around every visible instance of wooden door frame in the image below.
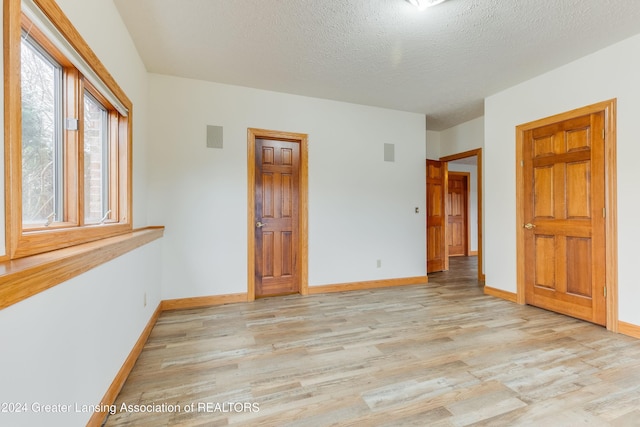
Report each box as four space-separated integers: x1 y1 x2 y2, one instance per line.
247 128 309 301
439 148 485 282
447 171 471 256
515 99 618 331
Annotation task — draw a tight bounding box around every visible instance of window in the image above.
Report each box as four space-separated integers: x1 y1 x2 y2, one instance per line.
20 35 63 227
83 91 110 224
5 0 132 259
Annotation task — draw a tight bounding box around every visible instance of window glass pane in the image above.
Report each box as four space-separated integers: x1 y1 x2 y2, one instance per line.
21 37 63 226
84 92 109 223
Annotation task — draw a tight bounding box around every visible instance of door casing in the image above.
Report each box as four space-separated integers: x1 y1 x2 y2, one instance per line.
515 99 618 331
439 149 485 282
247 128 308 301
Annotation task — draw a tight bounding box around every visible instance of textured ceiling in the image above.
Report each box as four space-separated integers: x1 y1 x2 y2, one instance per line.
113 0 640 130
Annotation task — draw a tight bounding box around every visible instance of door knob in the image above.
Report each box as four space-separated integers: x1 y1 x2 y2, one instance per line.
256 221 266 228
523 223 536 230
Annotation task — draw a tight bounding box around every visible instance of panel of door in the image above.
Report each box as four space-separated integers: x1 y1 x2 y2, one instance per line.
523 112 606 325
255 139 300 297
427 160 447 273
447 173 468 257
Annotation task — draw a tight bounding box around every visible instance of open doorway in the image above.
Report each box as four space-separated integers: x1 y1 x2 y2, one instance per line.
426 148 484 283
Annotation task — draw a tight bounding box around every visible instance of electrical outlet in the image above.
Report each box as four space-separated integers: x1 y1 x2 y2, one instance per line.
376 259 382 268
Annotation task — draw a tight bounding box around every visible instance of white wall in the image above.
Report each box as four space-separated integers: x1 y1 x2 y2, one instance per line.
447 162 478 252
147 74 427 300
0 240 162 427
0 1 160 426
485 33 640 326
426 130 441 160
439 116 484 158
0 5 5 257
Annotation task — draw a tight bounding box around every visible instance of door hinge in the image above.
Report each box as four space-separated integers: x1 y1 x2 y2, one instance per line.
520 160 524 167
604 286 607 297
602 129 605 140
603 207 606 218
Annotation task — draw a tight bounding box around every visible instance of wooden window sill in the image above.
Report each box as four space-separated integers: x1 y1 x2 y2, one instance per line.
0 226 164 310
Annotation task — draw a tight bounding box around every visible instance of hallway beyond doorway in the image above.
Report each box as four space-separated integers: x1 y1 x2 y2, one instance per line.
429 256 481 286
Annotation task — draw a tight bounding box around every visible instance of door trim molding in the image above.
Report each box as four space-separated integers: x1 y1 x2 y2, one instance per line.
247 128 309 301
515 99 617 331
440 148 484 282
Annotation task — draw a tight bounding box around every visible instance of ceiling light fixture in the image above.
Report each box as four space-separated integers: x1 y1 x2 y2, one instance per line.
406 0 448 11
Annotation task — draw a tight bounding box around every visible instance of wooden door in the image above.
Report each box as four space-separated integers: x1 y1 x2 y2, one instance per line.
427 160 447 273
447 173 468 257
522 112 606 325
254 139 300 297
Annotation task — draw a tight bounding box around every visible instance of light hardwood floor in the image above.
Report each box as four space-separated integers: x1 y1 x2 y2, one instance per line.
104 257 640 426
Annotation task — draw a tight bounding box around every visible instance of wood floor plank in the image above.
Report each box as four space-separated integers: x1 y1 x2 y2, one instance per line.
104 257 640 426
